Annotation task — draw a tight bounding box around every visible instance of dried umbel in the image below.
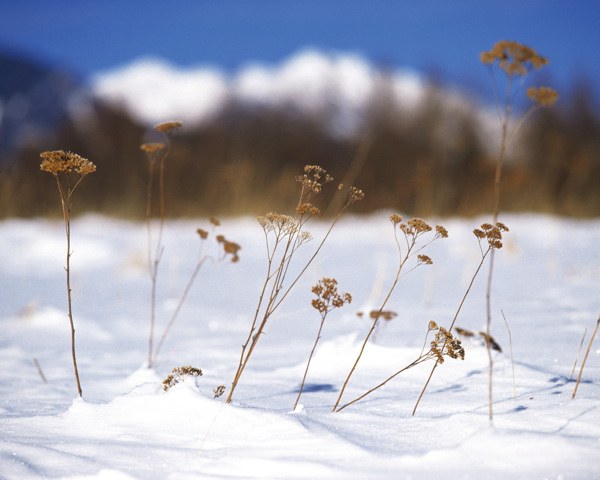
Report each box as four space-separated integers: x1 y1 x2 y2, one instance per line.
40 150 96 398
311 278 352 315
140 143 166 167
526 86 559 107
154 120 183 133
427 321 465 364
162 366 203 391
294 277 351 410
480 40 548 76
357 310 398 321
473 222 509 252
40 150 96 176
296 165 333 198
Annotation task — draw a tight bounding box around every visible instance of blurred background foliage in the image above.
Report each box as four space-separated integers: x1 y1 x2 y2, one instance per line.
1 74 599 220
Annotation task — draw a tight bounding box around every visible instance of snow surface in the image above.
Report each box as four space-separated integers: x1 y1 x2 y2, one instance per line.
1 213 599 479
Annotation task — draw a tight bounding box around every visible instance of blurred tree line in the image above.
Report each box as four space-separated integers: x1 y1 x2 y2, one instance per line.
1 80 599 219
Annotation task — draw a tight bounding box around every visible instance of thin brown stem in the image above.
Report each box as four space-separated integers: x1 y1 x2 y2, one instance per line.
570 328 588 381
59 181 82 397
333 226 412 412
294 316 326 411
572 316 600 399
413 249 489 415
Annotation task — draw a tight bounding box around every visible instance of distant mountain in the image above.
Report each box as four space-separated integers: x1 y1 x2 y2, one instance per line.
90 49 430 137
0 50 89 158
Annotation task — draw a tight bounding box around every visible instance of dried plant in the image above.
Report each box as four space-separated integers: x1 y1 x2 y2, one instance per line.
213 385 226 398
150 218 241 367
336 321 464 412
357 310 398 343
572 315 600 399
141 121 182 367
40 150 96 397
226 166 363 403
332 215 447 412
412 222 509 415
162 366 203 391
294 278 351 411
481 40 557 419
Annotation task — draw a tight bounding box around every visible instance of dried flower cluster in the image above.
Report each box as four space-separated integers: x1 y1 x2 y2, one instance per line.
311 278 352 315
154 120 183 133
427 321 465 364
213 385 226 398
296 203 321 215
216 233 242 263
162 366 203 391
357 310 398 321
296 165 333 197
480 40 548 76
473 222 509 251
258 213 297 236
348 186 365 203
230 165 362 403
140 143 166 166
455 327 502 352
294 277 352 410
526 86 559 107
40 151 96 176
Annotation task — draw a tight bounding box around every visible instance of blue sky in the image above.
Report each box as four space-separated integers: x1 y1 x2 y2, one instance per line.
1 0 599 98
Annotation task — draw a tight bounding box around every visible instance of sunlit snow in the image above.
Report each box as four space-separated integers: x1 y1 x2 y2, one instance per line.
1 213 599 479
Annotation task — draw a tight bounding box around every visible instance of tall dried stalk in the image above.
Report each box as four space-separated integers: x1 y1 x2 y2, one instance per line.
480 41 557 419
412 222 508 415
294 278 351 411
332 215 447 412
40 150 96 397
141 121 182 368
572 315 600 399
150 221 240 367
227 166 363 403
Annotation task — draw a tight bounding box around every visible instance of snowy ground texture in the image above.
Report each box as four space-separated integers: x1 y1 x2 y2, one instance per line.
1 213 599 479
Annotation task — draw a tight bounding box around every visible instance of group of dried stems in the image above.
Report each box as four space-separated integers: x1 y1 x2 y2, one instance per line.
40 41 596 412
139 121 240 369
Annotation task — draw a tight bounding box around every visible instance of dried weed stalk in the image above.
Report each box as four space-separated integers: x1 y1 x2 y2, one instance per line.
412 222 508 415
150 218 240 367
40 150 96 397
162 366 203 391
332 215 447 412
336 320 464 412
294 278 351 411
141 121 181 367
572 315 600 399
226 166 363 403
481 41 557 419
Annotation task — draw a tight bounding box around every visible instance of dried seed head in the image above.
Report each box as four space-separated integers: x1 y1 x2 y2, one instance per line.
367 310 397 321
140 143 166 154
417 254 433 265
481 41 548 76
223 240 241 255
297 203 320 215
311 277 351 316
389 214 403 225
154 121 183 132
526 86 559 107
197 228 209 239
435 225 449 239
348 186 365 203
209 217 221 226
40 150 96 176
